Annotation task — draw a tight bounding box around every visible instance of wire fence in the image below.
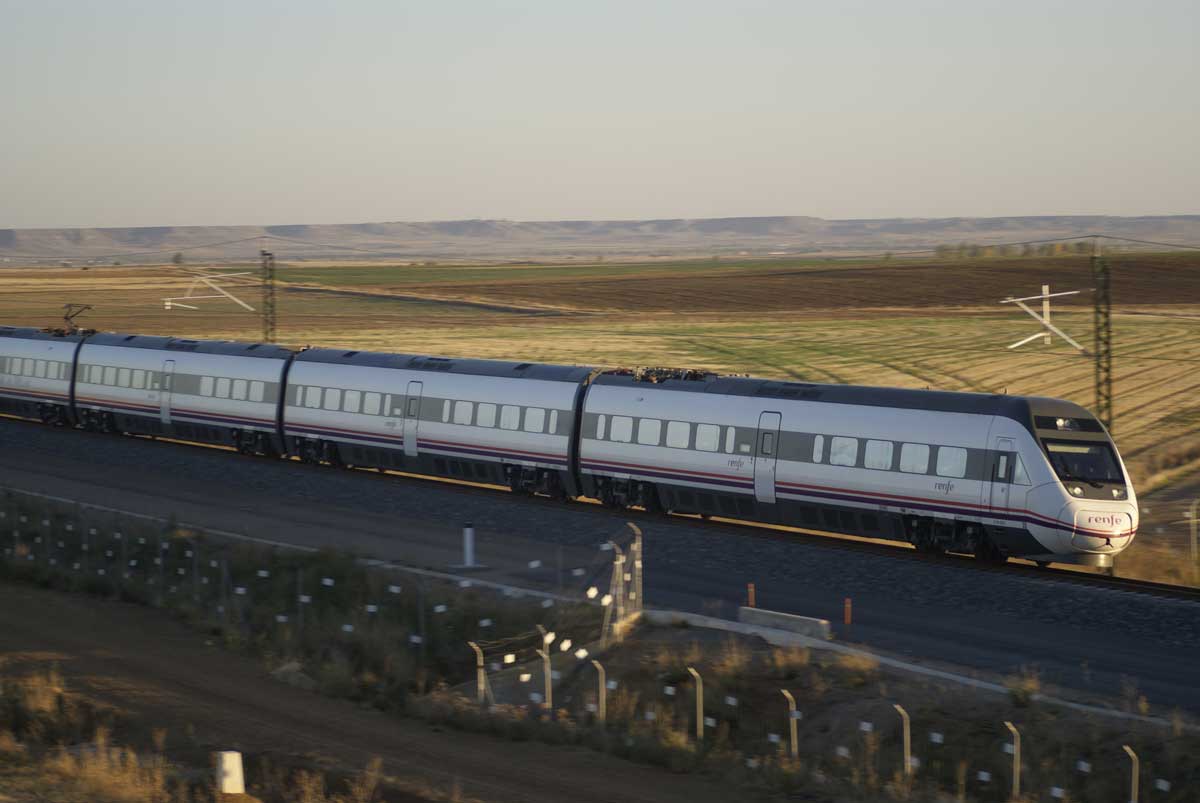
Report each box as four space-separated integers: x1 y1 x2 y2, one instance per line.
1 485 1191 801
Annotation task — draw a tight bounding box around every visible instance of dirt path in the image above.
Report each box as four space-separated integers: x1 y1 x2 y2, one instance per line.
0 583 748 803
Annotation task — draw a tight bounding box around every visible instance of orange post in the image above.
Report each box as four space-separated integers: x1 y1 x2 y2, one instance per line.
843 597 852 626
747 583 757 608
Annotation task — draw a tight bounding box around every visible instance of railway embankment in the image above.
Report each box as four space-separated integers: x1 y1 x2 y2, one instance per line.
3 487 1199 802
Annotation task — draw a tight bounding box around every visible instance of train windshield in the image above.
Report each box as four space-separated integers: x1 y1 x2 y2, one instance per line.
1044 440 1123 484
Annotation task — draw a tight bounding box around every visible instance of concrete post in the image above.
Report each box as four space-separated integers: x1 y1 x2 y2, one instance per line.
536 649 552 713
591 660 606 723
215 751 245 795
463 523 475 568
1123 744 1139 803
687 666 703 742
781 689 799 760
1004 721 1020 801
468 641 485 706
894 703 912 777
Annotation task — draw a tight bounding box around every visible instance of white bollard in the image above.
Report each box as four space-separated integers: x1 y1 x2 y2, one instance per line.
215 751 245 795
463 524 476 568
452 523 486 570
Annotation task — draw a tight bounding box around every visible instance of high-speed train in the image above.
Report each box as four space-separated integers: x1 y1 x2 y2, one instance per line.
0 325 1137 568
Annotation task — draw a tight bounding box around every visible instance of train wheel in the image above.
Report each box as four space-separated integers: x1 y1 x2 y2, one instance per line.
973 535 1006 564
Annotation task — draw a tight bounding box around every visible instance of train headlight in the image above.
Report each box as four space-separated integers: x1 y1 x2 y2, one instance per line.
1112 488 1125 499
1071 485 1083 496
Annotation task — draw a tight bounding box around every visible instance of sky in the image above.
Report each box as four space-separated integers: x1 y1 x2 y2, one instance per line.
1 0 1197 229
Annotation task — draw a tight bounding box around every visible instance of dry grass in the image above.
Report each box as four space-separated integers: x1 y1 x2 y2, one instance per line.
41 728 172 803
1004 666 1041 707
768 645 811 678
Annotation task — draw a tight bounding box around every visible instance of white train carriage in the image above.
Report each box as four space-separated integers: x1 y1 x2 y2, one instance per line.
284 349 595 496
579 373 1137 567
0 327 87 425
73 334 292 453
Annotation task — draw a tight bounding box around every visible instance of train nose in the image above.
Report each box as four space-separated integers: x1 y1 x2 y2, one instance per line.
1069 507 1136 551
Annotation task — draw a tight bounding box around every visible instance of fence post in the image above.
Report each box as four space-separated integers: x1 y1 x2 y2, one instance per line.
467 641 486 706
536 649 553 714
894 703 912 777
1123 744 1139 803
1004 721 1020 801
687 666 703 742
591 660 607 723
781 689 799 760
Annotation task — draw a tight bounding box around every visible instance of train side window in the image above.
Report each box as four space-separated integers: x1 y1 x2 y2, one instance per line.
724 427 735 453
595 414 606 440
406 397 419 417
323 388 341 410
391 398 404 415
103 366 117 385
760 432 775 456
812 434 825 463
936 446 967 478
289 385 303 406
200 376 214 396
610 416 633 443
637 418 661 446
89 365 102 384
215 377 231 399
549 409 559 434
1012 455 1031 485
342 389 361 413
829 436 858 467
35 360 47 378
231 379 247 400
454 400 474 425
695 424 719 451
249 381 265 403
116 368 129 387
899 443 929 473
666 421 690 449
477 402 496 428
305 386 322 408
500 405 520 430
995 454 1009 481
363 392 381 415
864 440 893 470
0 357 7 373
524 407 546 433
132 370 146 389
441 400 451 422
21 358 31 375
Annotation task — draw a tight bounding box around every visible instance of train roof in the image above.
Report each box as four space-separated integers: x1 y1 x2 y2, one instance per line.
296 347 596 383
84 332 293 360
591 372 1095 427
0 326 90 342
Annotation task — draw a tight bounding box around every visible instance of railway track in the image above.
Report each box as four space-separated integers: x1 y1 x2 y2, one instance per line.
4 413 1198 604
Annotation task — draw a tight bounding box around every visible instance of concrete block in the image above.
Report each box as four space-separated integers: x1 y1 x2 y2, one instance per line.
216 751 245 795
738 606 831 640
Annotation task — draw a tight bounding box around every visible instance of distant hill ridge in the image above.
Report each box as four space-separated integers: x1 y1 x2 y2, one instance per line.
3 215 1199 262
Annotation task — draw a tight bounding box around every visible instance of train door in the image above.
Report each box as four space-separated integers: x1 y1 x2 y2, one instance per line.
989 437 1014 513
159 360 175 426
403 380 423 457
754 411 782 504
